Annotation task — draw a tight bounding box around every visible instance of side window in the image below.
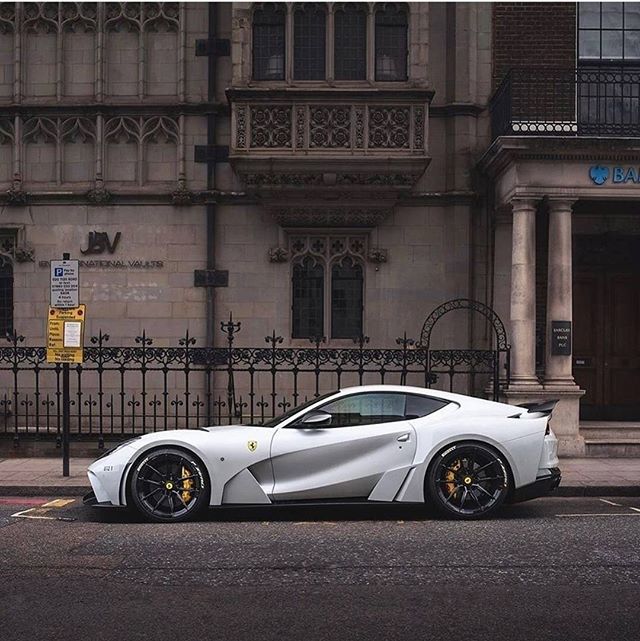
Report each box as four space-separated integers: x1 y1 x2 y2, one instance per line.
405 394 449 419
318 392 407 427
252 3 286 81
375 3 408 81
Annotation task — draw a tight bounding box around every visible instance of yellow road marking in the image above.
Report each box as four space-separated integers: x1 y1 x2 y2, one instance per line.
11 497 77 521
41 498 75 509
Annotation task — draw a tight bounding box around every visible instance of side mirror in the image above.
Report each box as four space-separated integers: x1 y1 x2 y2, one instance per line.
298 411 332 427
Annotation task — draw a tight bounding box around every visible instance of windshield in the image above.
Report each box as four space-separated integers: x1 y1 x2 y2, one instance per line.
262 390 339 427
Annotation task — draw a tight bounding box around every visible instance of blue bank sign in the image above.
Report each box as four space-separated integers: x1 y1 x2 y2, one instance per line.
589 165 640 185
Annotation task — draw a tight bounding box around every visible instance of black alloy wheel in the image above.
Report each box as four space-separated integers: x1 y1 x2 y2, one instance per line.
427 442 510 520
129 447 209 523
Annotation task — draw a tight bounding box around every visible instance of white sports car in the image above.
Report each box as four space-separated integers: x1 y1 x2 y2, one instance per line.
84 385 561 522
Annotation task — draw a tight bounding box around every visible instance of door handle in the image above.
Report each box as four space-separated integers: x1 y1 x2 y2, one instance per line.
397 433 410 442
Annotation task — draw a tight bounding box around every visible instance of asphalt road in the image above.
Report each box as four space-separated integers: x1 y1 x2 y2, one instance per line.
1 497 639 641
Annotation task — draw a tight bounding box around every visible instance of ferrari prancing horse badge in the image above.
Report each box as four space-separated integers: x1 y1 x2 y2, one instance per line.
247 440 258 452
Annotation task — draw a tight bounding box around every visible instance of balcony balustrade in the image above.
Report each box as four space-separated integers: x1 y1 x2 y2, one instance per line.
490 67 640 140
228 88 432 192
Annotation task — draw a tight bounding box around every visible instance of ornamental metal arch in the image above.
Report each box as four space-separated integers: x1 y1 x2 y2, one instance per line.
418 298 510 402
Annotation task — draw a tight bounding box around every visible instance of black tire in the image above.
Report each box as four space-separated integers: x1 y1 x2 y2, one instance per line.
129 447 209 523
427 441 510 520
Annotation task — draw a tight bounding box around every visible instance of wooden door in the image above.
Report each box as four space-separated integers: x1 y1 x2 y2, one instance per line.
573 270 640 420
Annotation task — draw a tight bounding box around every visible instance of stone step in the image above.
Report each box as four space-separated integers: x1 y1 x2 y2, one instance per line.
584 438 640 458
580 422 640 440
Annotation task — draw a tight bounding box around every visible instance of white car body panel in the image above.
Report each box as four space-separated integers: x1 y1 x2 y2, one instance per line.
270 420 416 500
86 385 560 509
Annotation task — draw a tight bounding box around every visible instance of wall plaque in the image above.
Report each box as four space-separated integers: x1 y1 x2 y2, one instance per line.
551 321 572 356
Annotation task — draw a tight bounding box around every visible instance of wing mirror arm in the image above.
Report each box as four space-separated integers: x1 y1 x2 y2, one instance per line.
296 411 332 428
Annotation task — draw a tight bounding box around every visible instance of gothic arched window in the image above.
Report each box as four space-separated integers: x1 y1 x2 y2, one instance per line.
294 3 326 80
0 242 13 337
375 3 408 81
252 3 286 80
334 3 367 80
331 257 363 339
292 257 324 338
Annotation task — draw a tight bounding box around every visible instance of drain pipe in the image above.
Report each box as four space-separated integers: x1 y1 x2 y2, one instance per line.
205 2 217 348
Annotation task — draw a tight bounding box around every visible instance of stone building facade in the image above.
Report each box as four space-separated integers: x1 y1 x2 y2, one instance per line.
1 2 638 455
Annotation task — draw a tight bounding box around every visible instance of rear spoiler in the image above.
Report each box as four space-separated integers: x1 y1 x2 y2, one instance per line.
515 399 559 417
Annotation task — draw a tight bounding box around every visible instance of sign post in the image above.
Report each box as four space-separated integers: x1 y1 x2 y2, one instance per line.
47 253 83 477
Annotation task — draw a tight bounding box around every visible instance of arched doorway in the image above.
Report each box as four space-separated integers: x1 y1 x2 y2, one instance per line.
419 298 510 402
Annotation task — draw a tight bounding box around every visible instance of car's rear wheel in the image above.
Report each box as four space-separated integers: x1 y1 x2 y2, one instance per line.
427 442 510 520
129 447 209 523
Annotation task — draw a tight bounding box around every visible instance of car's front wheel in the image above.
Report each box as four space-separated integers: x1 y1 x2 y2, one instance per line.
427 442 510 520
129 447 209 523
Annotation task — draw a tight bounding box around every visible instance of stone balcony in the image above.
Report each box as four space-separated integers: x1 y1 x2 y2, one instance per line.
227 87 433 226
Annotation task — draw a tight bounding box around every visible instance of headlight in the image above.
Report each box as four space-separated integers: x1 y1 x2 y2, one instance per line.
95 437 141 460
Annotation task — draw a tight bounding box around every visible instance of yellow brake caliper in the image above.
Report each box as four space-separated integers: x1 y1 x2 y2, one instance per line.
181 466 194 504
444 459 462 498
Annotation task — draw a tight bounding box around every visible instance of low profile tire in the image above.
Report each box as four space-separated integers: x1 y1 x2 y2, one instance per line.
129 447 209 523
427 442 510 520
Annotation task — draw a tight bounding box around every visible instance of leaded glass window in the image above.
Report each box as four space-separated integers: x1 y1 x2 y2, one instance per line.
292 257 324 339
334 3 367 80
375 3 408 81
293 3 326 80
253 3 286 80
0 239 13 337
331 257 363 339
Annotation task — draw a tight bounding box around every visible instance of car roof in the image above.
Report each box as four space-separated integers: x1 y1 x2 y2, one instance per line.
335 384 493 406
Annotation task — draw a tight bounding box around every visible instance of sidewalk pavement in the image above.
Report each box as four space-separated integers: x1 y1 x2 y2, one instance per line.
0 457 638 497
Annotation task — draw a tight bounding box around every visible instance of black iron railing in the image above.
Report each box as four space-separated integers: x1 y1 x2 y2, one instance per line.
0 312 509 446
490 66 640 139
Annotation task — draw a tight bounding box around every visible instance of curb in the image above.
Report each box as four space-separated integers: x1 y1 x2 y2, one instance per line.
0 485 90 497
1 485 639 498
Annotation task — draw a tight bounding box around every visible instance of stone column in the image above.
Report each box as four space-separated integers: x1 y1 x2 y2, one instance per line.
545 199 577 387
509 198 539 387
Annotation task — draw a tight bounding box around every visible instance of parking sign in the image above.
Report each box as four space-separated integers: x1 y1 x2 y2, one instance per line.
50 260 79 308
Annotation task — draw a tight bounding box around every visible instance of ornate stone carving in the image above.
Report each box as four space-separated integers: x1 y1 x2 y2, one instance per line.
289 233 367 262
250 106 292 148
368 107 410 148
367 247 388 264
335 173 415 186
61 3 98 33
0 2 16 34
104 116 141 144
143 2 179 32
236 105 247 149
413 105 425 149
142 116 179 144
23 2 59 34
23 117 57 144
170 187 195 206
309 107 351 148
272 208 391 228
0 118 14 144
268 246 289 263
5 188 28 207
354 107 365 148
14 243 35 263
105 2 142 32
61 117 96 143
295 106 306 148
244 173 323 186
86 186 113 205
